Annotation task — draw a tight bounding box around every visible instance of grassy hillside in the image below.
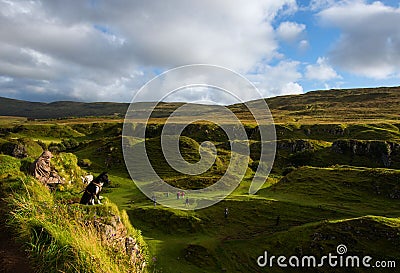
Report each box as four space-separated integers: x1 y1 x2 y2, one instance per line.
1 87 400 272
1 86 400 122
0 97 129 119
0 153 148 273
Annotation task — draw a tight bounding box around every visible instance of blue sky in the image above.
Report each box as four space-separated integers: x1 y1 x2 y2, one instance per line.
0 0 399 103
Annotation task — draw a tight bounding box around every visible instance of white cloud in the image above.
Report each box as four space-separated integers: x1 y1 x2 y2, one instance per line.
309 0 337 11
318 1 400 79
298 39 310 51
277 21 306 43
249 60 303 97
280 82 303 95
0 0 302 102
305 57 341 81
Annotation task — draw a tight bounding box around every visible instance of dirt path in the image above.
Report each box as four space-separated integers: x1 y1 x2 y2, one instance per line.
0 200 34 273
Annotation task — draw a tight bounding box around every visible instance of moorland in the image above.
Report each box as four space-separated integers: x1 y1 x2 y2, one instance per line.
1 86 400 272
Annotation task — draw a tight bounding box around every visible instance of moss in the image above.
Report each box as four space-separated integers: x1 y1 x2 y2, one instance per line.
52 152 84 184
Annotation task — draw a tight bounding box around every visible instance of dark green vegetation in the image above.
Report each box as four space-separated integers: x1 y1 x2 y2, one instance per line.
0 96 128 119
0 153 148 272
1 86 400 272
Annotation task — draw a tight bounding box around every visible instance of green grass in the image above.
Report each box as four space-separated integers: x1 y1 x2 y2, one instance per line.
1 161 148 273
8 124 85 139
2 87 400 273
2 86 400 124
214 215 400 273
258 166 400 216
0 154 22 179
0 138 43 158
97 164 399 272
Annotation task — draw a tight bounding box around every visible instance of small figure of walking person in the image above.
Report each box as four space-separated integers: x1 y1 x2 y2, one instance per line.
177 191 180 200
185 197 189 207
224 207 229 219
152 195 157 207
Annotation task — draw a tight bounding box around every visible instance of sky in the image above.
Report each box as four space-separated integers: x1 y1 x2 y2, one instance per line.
0 0 400 104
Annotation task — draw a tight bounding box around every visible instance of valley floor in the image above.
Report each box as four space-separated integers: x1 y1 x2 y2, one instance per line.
1 113 400 272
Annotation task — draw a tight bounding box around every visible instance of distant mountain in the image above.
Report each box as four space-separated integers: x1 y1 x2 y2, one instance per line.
1 86 400 120
236 86 400 123
265 85 400 110
0 97 129 119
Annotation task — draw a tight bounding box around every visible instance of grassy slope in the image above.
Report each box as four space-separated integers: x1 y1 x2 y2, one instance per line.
0 97 129 119
0 153 148 273
1 87 400 272
1 85 400 122
27 124 397 273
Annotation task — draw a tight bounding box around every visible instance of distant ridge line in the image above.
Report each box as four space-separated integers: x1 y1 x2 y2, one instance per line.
0 86 399 119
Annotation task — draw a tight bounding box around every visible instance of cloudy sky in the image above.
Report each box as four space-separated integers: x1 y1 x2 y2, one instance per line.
0 0 400 103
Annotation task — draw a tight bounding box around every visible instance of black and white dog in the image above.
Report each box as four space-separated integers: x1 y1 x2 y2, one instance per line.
80 172 110 205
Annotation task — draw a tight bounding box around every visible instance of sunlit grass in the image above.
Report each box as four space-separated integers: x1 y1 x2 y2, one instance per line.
2 176 148 273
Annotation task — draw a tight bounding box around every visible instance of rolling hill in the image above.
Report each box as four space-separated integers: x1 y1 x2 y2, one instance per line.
1 86 400 272
1 86 400 122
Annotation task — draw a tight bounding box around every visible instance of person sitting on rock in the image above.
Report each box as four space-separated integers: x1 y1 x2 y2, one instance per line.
30 150 63 188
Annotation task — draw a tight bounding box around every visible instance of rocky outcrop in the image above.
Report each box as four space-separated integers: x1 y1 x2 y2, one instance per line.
331 140 400 167
304 125 347 137
277 139 314 153
0 139 43 159
310 217 400 250
88 214 147 272
0 142 28 158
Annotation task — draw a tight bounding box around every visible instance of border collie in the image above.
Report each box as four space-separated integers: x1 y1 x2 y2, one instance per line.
80 172 110 205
